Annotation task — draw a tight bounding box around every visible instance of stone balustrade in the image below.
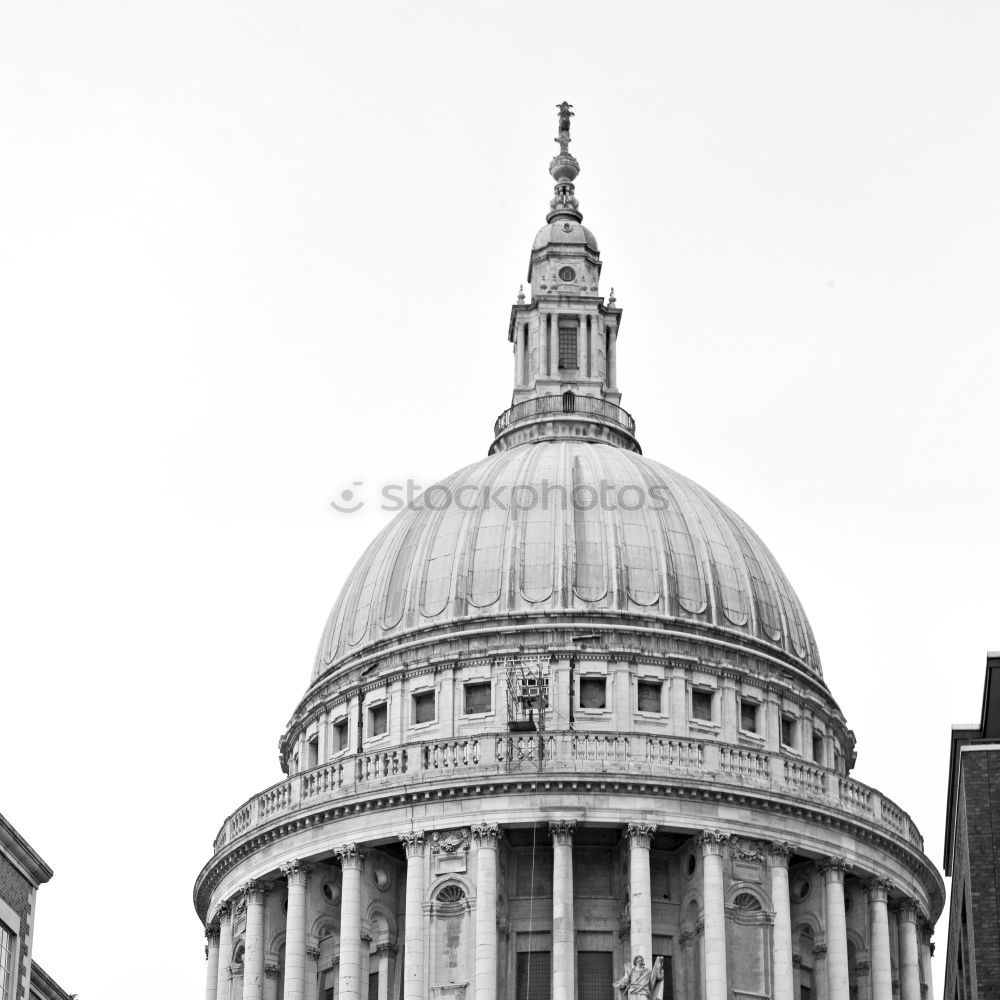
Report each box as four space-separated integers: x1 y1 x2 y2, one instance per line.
210 730 924 855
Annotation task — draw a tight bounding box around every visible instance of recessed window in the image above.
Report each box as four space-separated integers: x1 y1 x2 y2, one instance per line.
579 677 607 710
740 699 759 734
413 690 435 725
780 714 797 748
333 718 349 752
558 323 578 369
369 703 388 737
306 735 319 769
691 688 714 722
0 922 14 1000
812 733 824 765
464 681 492 715
637 680 662 714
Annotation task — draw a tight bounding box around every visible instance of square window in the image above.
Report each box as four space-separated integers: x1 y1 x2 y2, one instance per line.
691 688 713 722
333 718 349 751
579 677 607 710
369 703 388 737
812 733 824 765
637 680 662 714
781 714 797 748
740 699 759 733
413 691 435 725
464 681 492 715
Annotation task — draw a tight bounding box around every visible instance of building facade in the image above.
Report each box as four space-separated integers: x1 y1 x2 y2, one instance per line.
193 105 944 1000
943 652 1000 999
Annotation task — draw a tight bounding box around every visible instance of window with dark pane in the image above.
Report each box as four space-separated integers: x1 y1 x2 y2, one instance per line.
558 323 578 369
638 680 662 713
334 718 349 751
692 688 713 722
464 681 492 714
578 952 614 1000
579 677 607 710
516 951 552 1000
370 703 388 736
413 690 435 725
368 971 379 1000
812 732 824 764
740 699 759 733
781 714 796 748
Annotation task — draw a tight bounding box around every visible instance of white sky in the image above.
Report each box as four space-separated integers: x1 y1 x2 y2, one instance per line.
1 3 997 996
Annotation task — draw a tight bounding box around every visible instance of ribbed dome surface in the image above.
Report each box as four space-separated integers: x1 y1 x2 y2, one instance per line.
314 442 821 680
532 220 599 251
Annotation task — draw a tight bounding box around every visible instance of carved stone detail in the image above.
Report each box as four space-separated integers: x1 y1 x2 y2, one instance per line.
812 943 828 957
306 946 322 961
792 954 802 968
241 880 270 905
855 960 871 974
864 877 892 903
699 829 730 856
734 839 765 862
769 841 792 866
399 831 426 857
214 901 232 924
548 820 576 845
897 898 921 924
626 822 656 849
818 857 848 882
335 844 365 870
472 823 500 849
205 924 221 945
265 962 280 978
282 860 311 887
431 828 471 854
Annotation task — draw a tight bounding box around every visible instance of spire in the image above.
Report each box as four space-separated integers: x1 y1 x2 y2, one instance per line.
547 101 582 223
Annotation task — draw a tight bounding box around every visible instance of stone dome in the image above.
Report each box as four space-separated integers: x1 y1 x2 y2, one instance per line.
532 220 599 252
313 440 821 681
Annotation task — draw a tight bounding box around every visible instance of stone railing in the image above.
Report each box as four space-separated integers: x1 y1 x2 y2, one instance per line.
211 730 924 855
493 393 636 437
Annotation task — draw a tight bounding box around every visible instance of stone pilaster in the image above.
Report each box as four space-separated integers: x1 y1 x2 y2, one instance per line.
820 859 849 1000
700 830 730 1000
897 900 922 1000
627 822 656 964
919 923 935 1000
282 861 311 1000
866 878 893 1000
550 821 576 1000
359 930 373 999
336 844 365 1000
399 832 426 1000
769 842 794 1000
205 923 221 1000
242 881 270 1000
473 823 500 1000
215 902 233 1000
305 947 321 1000
376 943 397 1000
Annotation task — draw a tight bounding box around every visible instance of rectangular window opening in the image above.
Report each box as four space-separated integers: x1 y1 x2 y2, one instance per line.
578 952 614 1000
413 690 435 725
369 703 388 737
306 735 319 769
812 733 824 765
740 699 759 733
691 688 713 722
0 923 13 1000
579 677 607 710
558 323 578 370
637 680 662 714
781 714 797 749
516 952 552 1000
464 681 492 715
334 718 349 751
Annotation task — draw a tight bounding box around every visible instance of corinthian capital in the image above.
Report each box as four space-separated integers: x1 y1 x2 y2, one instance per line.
213 901 232 924
399 831 426 858
335 843 365 870
472 823 500 849
282 860 311 887
241 880 270 905
897 898 921 924
864 876 892 903
205 923 221 946
626 822 656 849
768 841 792 867
818 857 849 882
548 820 576 845
698 829 730 856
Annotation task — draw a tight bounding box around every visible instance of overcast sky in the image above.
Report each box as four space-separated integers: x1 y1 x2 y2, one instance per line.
1 3 997 997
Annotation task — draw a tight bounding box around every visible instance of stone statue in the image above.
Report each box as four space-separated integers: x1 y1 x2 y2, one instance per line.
614 955 664 1000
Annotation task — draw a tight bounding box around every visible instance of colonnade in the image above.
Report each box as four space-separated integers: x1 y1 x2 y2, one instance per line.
203 824 931 1000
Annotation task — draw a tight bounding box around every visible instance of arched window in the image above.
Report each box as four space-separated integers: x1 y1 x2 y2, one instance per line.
431 884 470 987
562 390 575 413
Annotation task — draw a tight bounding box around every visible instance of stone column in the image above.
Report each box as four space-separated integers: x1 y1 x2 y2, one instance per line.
700 830 730 1000
282 861 311 1000
205 924 221 1000
919 924 935 1000
336 844 365 1000
888 905 901 998
243 881 269 1000
399 832 427 1000
607 324 617 389
215 903 233 1000
897 900 922 1000
360 931 372 999
305 947 321 1000
820 859 849 1000
769 842 794 1000
866 878 893 1000
376 943 396 1000
472 823 500 1000
550 820 576 1000
627 823 656 964
676 931 690 1000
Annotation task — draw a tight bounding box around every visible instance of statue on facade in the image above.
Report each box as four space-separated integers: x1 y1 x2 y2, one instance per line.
614 955 664 1000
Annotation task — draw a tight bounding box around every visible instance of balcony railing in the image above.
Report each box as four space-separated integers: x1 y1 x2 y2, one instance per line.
210 730 925 856
494 393 636 438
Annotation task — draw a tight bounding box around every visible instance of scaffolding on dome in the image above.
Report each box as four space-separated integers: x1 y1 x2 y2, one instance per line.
500 655 550 772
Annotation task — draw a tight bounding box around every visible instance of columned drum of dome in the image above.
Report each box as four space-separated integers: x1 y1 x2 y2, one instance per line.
194 104 943 1000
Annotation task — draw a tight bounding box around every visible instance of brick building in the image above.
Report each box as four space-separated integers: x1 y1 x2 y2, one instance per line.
0 812 73 1000
943 652 1000 999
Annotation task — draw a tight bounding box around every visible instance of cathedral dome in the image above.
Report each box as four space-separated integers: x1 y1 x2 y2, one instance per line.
531 220 599 252
313 441 821 681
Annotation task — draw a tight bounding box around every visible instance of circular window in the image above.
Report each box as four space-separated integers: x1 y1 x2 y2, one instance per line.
322 880 341 904
558 266 576 282
372 866 391 891
687 853 697 877
795 878 811 901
